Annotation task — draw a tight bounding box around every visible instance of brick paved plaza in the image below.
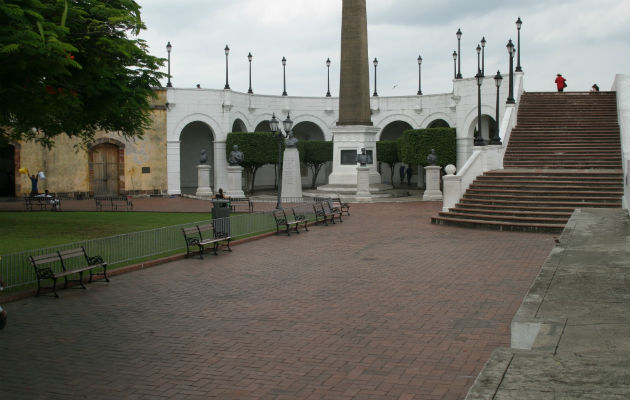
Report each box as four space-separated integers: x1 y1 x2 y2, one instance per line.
0 201 555 399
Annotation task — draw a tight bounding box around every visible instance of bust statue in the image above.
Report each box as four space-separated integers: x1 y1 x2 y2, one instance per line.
228 145 244 166
357 148 368 166
427 149 438 166
285 131 298 148
199 149 208 164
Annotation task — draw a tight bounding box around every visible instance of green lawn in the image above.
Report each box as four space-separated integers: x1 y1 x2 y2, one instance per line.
0 212 212 254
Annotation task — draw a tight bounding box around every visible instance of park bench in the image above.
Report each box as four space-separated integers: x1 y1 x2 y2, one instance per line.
28 246 109 298
323 199 343 223
182 223 232 259
229 197 254 213
24 195 61 211
272 208 308 235
313 200 342 225
331 196 350 216
95 196 134 211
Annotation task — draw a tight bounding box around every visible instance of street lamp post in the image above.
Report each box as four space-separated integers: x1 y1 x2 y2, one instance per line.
506 39 515 104
417 55 423 95
456 28 463 79
515 17 523 72
166 42 172 87
476 44 481 74
452 51 457 79
247 52 253 94
224 45 230 90
372 58 378 96
326 58 331 97
492 70 503 145
282 57 287 96
474 72 485 146
481 37 486 75
269 113 293 209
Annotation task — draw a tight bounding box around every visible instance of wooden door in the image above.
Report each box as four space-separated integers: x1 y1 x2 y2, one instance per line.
91 144 119 195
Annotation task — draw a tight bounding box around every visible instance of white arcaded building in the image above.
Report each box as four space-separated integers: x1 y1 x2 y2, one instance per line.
165 73 524 195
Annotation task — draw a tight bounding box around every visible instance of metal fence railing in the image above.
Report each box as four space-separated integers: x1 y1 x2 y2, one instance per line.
0 197 327 293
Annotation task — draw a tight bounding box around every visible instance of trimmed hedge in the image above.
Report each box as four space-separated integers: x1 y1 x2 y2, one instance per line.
297 140 333 188
226 132 280 194
398 128 456 167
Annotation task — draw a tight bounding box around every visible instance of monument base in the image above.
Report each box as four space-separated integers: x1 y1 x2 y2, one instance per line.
355 166 372 202
225 165 245 198
196 164 213 197
281 147 302 199
327 125 381 186
423 165 442 201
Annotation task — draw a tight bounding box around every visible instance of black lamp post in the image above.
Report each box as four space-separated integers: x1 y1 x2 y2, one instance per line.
224 45 230 90
481 37 486 75
515 17 523 72
475 72 485 146
166 42 172 87
326 58 331 97
456 28 463 79
476 44 481 74
452 51 457 79
373 57 378 96
492 70 503 145
269 113 293 209
282 57 287 96
247 52 253 94
417 55 423 95
506 39 515 104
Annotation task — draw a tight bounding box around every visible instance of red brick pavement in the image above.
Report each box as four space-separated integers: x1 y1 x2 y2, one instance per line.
0 201 555 399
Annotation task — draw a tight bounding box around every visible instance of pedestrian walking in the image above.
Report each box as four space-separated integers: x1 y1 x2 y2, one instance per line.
555 74 567 92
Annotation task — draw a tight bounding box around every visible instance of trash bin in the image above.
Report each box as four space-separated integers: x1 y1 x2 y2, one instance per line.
211 199 231 236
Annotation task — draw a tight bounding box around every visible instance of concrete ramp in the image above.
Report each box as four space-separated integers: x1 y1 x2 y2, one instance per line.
466 208 630 399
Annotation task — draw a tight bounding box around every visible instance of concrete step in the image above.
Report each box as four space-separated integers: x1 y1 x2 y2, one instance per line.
431 215 565 233
437 211 568 225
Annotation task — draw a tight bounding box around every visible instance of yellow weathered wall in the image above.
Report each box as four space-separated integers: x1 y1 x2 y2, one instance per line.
16 89 168 196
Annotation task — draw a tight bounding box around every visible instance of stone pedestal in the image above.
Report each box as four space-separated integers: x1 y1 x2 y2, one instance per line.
281 147 302 199
355 166 372 202
325 125 381 187
225 165 245 198
196 164 213 197
423 165 442 201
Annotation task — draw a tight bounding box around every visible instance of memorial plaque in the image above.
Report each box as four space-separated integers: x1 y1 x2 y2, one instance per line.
341 150 357 165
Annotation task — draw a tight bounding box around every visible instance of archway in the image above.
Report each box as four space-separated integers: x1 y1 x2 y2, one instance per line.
470 115 496 143
292 121 325 141
89 142 124 195
380 120 413 141
427 119 450 128
0 140 15 197
180 121 214 194
254 120 271 132
232 119 247 133
292 121 327 187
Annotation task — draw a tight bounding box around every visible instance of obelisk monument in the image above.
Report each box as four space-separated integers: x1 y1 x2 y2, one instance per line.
324 0 382 187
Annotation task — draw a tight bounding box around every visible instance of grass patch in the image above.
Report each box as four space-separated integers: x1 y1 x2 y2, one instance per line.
0 212 211 254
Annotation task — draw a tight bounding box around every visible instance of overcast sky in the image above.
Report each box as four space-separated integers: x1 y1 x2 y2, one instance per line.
137 0 629 97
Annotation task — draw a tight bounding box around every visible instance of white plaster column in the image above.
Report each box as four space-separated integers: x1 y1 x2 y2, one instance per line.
326 125 381 186
423 165 443 201
281 147 302 199
167 140 181 195
196 164 213 196
456 137 473 171
442 165 461 212
226 166 245 198
355 166 372 202
213 141 228 193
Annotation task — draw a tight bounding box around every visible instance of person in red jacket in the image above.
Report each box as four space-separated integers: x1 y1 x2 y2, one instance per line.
555 74 567 92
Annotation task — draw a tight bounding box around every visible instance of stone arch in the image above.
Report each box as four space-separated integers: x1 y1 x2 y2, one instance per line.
232 118 247 133
468 115 497 143
179 121 215 194
379 120 414 141
254 120 271 132
427 119 451 128
89 137 126 149
172 113 222 142
374 114 417 141
462 106 496 142
291 114 332 141
420 112 455 129
292 121 325 141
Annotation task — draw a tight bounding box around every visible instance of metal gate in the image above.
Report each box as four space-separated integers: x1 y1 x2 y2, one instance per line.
91 143 119 195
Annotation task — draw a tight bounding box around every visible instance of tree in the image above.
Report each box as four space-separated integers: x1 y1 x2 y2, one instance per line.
398 128 457 168
226 132 279 195
376 141 399 187
296 141 332 189
0 0 165 147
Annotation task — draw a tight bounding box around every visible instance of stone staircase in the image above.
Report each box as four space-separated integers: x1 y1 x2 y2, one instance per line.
432 92 623 233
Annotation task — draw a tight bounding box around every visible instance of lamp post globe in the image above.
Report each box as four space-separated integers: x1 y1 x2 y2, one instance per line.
417 55 423 95
492 70 503 145
166 42 173 87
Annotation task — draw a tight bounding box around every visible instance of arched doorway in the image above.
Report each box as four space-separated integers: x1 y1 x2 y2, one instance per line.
89 142 123 195
427 119 451 128
292 121 328 187
380 120 413 141
232 119 247 133
180 121 214 195
470 115 496 143
292 121 325 141
0 140 15 197
380 121 413 186
254 120 271 132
